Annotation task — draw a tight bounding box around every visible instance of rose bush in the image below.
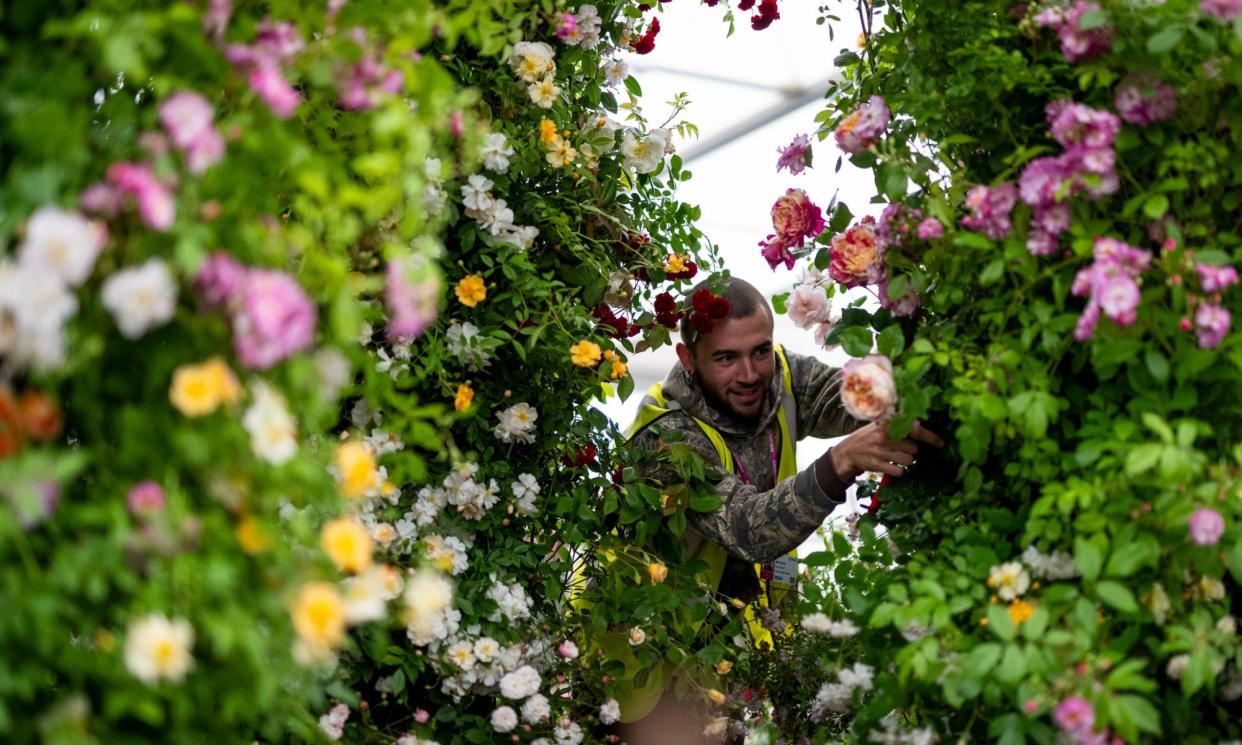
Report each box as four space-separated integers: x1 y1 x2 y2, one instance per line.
0 0 768 743
744 1 1242 743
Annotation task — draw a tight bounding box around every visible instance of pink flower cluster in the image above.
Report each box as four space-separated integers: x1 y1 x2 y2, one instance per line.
338 28 405 110
1196 263 1239 293
224 18 305 118
1188 507 1225 545
1019 101 1120 256
834 96 890 154
101 163 177 231
195 252 318 369
960 182 1018 240
1194 302 1231 348
1071 237 1151 341
1052 697 1123 745
829 215 883 288
1201 0 1242 22
1114 74 1177 127
776 133 811 175
127 481 166 515
385 256 441 340
759 188 824 270
158 91 226 174
1035 1 1113 62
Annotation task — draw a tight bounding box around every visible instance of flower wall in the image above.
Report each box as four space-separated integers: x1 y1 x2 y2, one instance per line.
744 1 1242 743
0 1 730 743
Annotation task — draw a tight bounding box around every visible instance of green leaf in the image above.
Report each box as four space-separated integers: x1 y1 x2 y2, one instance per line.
1105 538 1157 578
618 373 635 402
688 490 723 512
623 75 642 97
839 326 874 357
876 324 905 358
1114 694 1162 737
962 642 1002 678
1074 538 1103 583
987 604 1016 641
1143 193 1169 219
1144 349 1170 382
1125 443 1162 475
979 259 1005 286
1147 26 1184 54
771 291 790 314
1096 581 1138 613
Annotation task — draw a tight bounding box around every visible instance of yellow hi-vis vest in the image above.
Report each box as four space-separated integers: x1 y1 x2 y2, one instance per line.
606 344 800 722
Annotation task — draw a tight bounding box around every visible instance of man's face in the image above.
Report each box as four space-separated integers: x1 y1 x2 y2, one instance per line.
679 312 775 421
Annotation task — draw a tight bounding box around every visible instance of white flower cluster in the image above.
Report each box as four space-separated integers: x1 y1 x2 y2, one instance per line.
619 128 671 174
318 703 350 741
811 662 875 718
598 698 621 725
987 561 1031 602
1 206 104 370
480 132 515 173
868 712 935 745
404 568 459 647
560 5 602 49
102 258 179 339
423 156 447 214
512 473 541 514
445 321 498 370
241 381 298 464
602 57 629 89
123 612 195 685
500 663 543 699
424 534 471 575
487 576 534 623
375 340 413 380
801 612 859 637
342 565 402 624
459 174 539 250
1021 545 1078 580
554 719 584 745
444 463 500 520
494 402 539 444
512 41 560 108
439 633 548 701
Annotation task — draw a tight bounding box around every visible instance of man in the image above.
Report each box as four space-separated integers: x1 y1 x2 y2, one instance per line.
616 276 943 744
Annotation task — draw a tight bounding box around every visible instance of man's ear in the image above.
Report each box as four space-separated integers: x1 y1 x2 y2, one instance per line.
675 342 695 375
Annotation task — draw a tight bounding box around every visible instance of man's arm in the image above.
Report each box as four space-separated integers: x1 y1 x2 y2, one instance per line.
787 351 860 440
632 419 851 565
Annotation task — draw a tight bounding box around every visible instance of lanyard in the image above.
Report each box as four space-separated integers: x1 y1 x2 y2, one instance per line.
733 427 779 487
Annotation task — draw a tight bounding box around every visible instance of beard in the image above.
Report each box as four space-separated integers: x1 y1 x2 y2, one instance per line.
693 370 764 428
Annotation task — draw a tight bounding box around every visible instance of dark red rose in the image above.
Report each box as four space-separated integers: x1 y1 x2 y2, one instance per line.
631 18 660 54
689 312 714 334
654 292 676 314
737 0 755 9
691 289 713 314
709 296 730 319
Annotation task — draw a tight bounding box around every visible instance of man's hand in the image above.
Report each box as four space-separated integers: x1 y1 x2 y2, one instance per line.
827 420 945 481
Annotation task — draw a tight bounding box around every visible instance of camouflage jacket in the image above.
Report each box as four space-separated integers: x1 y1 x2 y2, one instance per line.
632 350 859 565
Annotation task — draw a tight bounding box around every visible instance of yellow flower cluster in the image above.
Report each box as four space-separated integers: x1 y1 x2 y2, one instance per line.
663 254 690 274
538 117 576 168
603 349 627 380
569 339 602 367
169 358 241 416
335 441 379 499
454 383 474 412
321 517 374 574
291 582 346 660
455 274 487 307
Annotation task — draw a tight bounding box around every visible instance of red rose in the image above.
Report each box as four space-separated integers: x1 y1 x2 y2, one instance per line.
691 289 713 314
771 188 824 244
709 296 731 319
689 312 715 334
654 292 677 314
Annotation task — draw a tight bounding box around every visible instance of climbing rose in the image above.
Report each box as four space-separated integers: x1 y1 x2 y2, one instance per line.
1114 74 1177 126
759 188 824 270
835 95 889 154
1053 696 1094 734
960 183 1018 240
840 355 897 422
1188 507 1225 546
1201 0 1242 22
828 216 883 288
232 269 317 369
1194 302 1231 349
776 133 811 175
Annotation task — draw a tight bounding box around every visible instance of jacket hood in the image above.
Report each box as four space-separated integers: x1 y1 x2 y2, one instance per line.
659 354 785 437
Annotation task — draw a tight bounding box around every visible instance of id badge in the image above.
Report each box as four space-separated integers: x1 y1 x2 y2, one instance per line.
759 554 798 590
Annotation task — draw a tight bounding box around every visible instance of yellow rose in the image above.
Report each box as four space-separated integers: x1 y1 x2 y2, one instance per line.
169 357 240 416
335 441 378 499
539 118 560 145
715 660 733 675
236 515 271 554
322 517 374 574
291 582 345 653
454 383 474 412
455 274 487 307
1007 599 1035 626
570 340 602 367
707 689 726 706
663 254 689 274
647 562 668 584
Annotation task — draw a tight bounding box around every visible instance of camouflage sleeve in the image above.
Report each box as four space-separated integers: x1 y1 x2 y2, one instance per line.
786 351 862 440
632 415 847 565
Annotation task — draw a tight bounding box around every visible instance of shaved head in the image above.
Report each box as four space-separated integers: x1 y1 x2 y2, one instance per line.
679 276 773 351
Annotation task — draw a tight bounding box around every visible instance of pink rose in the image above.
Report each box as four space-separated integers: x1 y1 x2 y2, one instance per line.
127 481 166 515
232 269 317 369
771 188 824 242
834 95 890 154
916 217 943 240
159 91 215 150
1188 507 1225 545
107 162 176 231
249 64 302 118
786 284 832 329
1195 303 1231 349
195 251 248 307
828 216 883 288
1054 696 1094 734
385 256 441 340
557 640 580 659
840 355 897 422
